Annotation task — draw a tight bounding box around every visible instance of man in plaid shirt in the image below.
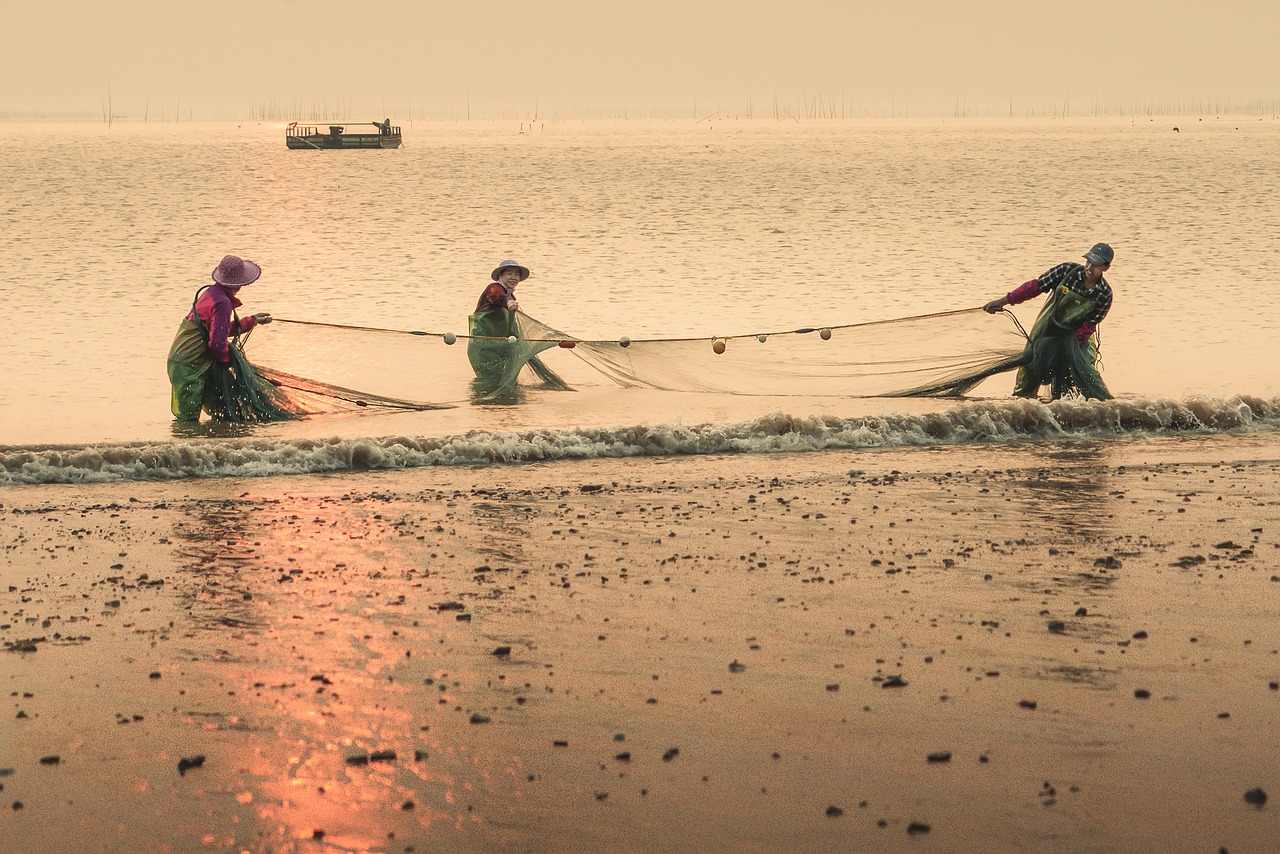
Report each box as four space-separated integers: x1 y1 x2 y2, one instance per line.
983 243 1115 399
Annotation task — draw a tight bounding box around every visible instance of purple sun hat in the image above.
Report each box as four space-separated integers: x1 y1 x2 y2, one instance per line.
211 254 262 287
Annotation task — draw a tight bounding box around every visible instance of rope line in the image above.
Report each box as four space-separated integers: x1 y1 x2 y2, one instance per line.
274 307 992 345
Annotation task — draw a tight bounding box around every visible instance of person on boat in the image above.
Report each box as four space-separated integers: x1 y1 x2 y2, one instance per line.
983 242 1115 400
380 118 392 134
166 254 295 422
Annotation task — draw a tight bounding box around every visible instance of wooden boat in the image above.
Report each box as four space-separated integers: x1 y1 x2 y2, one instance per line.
286 121 401 150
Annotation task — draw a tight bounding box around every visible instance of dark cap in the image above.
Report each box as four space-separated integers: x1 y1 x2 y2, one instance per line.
1083 243 1114 265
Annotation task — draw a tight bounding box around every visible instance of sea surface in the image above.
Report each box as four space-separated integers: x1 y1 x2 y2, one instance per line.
1 116 1278 483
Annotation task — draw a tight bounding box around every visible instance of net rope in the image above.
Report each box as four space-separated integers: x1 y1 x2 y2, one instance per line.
253 307 1033 404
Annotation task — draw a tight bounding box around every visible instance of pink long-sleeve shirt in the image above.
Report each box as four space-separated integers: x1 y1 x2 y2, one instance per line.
188 285 258 363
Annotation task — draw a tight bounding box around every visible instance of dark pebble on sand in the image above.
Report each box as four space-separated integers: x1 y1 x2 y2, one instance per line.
1134 689 1151 699
1133 630 1148 639
345 754 369 766
492 646 512 656
38 755 60 765
826 805 844 817
881 675 907 688
469 713 491 724
1244 788 1267 805
1047 620 1066 633
907 822 932 835
1019 700 1038 710
370 750 396 762
927 752 952 763
177 755 204 776
662 747 680 761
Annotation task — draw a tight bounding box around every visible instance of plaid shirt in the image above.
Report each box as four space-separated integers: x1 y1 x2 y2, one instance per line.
1036 262 1113 326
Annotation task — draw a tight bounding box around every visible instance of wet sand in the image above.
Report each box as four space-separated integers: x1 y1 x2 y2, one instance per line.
2 435 1279 853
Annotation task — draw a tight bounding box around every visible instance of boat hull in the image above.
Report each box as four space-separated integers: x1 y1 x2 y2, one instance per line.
286 134 401 150
285 124 402 150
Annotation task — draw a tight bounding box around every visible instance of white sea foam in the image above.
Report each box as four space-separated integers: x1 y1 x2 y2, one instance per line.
3 396 1277 486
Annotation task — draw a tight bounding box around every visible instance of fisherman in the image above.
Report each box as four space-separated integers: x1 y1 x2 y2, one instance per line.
983 242 1115 400
166 254 295 422
381 118 392 134
475 258 528 315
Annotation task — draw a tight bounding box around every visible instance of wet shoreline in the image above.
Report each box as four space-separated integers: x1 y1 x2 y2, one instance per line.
3 438 1279 852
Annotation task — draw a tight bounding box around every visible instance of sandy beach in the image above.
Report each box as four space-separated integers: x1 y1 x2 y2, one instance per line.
2 435 1278 853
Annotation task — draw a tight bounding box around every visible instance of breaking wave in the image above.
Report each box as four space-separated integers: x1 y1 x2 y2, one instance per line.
3 395 1278 485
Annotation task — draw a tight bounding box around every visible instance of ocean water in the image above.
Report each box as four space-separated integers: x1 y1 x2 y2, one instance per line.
1 116 1278 483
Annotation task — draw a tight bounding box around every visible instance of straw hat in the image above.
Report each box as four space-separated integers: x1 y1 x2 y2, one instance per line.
491 259 530 282
212 255 262 287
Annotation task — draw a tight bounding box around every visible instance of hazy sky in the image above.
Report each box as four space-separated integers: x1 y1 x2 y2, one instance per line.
3 0 1276 118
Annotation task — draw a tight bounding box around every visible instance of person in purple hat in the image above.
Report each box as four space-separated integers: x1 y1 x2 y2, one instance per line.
166 254 282 421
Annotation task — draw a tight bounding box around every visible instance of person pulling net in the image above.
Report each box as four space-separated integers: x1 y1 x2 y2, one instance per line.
981 242 1115 401
166 254 303 424
467 259 571 399
167 255 451 424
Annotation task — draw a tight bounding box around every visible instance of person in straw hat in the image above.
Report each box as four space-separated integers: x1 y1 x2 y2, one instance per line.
166 254 294 422
466 259 547 395
474 259 530 315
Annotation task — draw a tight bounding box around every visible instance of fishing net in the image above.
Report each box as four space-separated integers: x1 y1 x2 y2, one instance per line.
516 308 1033 398
252 307 1046 405
253 363 453 413
204 345 308 422
467 310 573 399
